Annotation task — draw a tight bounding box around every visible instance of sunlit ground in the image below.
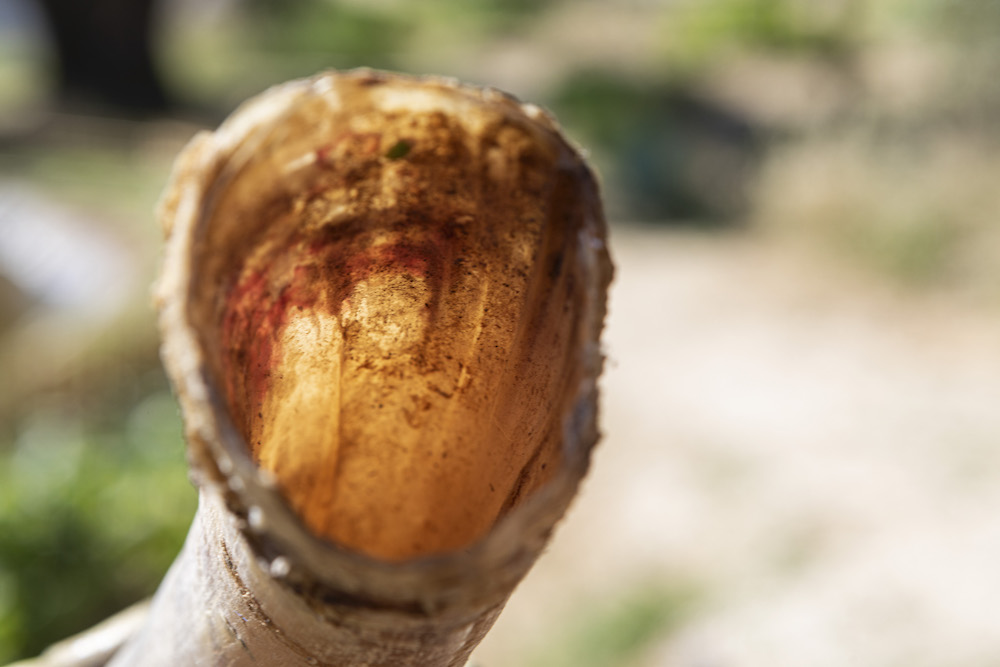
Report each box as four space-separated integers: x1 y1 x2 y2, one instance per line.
474 228 1000 666
2 1 1000 665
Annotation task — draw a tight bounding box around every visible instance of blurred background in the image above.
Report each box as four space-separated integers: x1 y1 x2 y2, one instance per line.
2 0 1000 665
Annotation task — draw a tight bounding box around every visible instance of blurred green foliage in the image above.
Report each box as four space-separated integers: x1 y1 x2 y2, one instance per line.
923 0 1000 135
0 389 195 663
415 0 556 36
239 0 558 79
245 0 414 72
839 212 959 286
0 144 173 226
665 0 861 68
523 583 702 667
550 70 760 223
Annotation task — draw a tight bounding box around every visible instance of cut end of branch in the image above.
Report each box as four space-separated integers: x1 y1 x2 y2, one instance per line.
163 70 612 564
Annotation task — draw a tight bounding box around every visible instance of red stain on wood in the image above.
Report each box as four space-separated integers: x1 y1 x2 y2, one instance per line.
219 213 465 452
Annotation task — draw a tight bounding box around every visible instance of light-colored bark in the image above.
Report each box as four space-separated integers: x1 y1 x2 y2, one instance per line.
19 69 612 666
108 489 506 666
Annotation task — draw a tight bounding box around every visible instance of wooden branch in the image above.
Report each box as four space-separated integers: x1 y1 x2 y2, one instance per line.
31 69 612 666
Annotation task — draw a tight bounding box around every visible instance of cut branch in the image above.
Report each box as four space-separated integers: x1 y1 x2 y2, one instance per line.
30 69 613 666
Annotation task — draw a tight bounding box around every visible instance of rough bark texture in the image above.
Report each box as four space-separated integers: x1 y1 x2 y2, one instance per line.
19 69 612 666
109 490 505 667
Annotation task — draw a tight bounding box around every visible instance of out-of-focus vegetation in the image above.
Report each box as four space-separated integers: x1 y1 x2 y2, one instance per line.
521 583 703 667
0 387 194 664
2 0 1000 663
551 70 761 223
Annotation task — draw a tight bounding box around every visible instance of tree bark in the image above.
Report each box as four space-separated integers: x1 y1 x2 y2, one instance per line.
17 69 612 666
108 490 506 666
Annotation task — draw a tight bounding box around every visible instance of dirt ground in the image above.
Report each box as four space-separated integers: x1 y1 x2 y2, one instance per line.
472 225 1000 667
